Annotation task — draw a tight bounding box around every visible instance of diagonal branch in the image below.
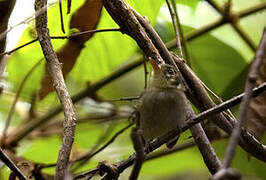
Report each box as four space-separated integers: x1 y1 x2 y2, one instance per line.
0 148 26 180
222 29 266 168
188 110 222 174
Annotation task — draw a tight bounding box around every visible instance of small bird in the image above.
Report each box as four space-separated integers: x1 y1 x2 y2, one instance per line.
137 58 189 148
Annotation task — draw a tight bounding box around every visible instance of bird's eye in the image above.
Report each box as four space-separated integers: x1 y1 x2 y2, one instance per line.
167 68 174 75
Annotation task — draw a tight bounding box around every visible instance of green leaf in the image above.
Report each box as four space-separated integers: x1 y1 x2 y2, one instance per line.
188 33 247 95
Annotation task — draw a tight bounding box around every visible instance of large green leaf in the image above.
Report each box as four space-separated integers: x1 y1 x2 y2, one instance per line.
188 33 247 95
70 0 163 84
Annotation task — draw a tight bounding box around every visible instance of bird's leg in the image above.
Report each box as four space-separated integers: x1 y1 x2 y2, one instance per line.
129 111 145 180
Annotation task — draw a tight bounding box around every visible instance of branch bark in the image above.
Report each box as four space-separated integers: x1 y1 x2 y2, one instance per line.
34 0 77 179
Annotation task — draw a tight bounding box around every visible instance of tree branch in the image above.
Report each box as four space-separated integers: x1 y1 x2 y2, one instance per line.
166 0 183 58
34 0 77 179
189 115 222 174
170 0 191 65
0 148 26 180
129 127 145 180
222 29 266 168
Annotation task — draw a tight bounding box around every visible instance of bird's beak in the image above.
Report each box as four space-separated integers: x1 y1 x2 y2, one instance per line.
148 57 161 72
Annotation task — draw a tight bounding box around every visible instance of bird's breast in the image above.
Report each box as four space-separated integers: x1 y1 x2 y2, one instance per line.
138 89 188 141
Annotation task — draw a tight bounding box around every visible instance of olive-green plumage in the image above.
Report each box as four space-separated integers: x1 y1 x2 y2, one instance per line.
138 59 189 148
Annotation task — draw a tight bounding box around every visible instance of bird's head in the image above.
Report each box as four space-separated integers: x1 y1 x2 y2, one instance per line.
148 58 181 90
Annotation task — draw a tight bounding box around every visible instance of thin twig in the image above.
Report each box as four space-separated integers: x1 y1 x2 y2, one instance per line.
71 124 115 171
200 80 236 121
34 0 77 179
0 148 27 180
72 123 133 171
0 28 121 56
108 96 140 102
59 0 65 33
222 29 266 168
0 39 38 56
187 82 266 130
2 59 42 144
166 0 183 58
170 0 191 66
67 0 72 14
129 127 145 180
146 139 195 161
74 168 99 179
238 2 266 18
51 28 121 39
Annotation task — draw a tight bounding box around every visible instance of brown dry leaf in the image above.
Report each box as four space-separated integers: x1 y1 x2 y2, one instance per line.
39 0 103 99
245 57 266 140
